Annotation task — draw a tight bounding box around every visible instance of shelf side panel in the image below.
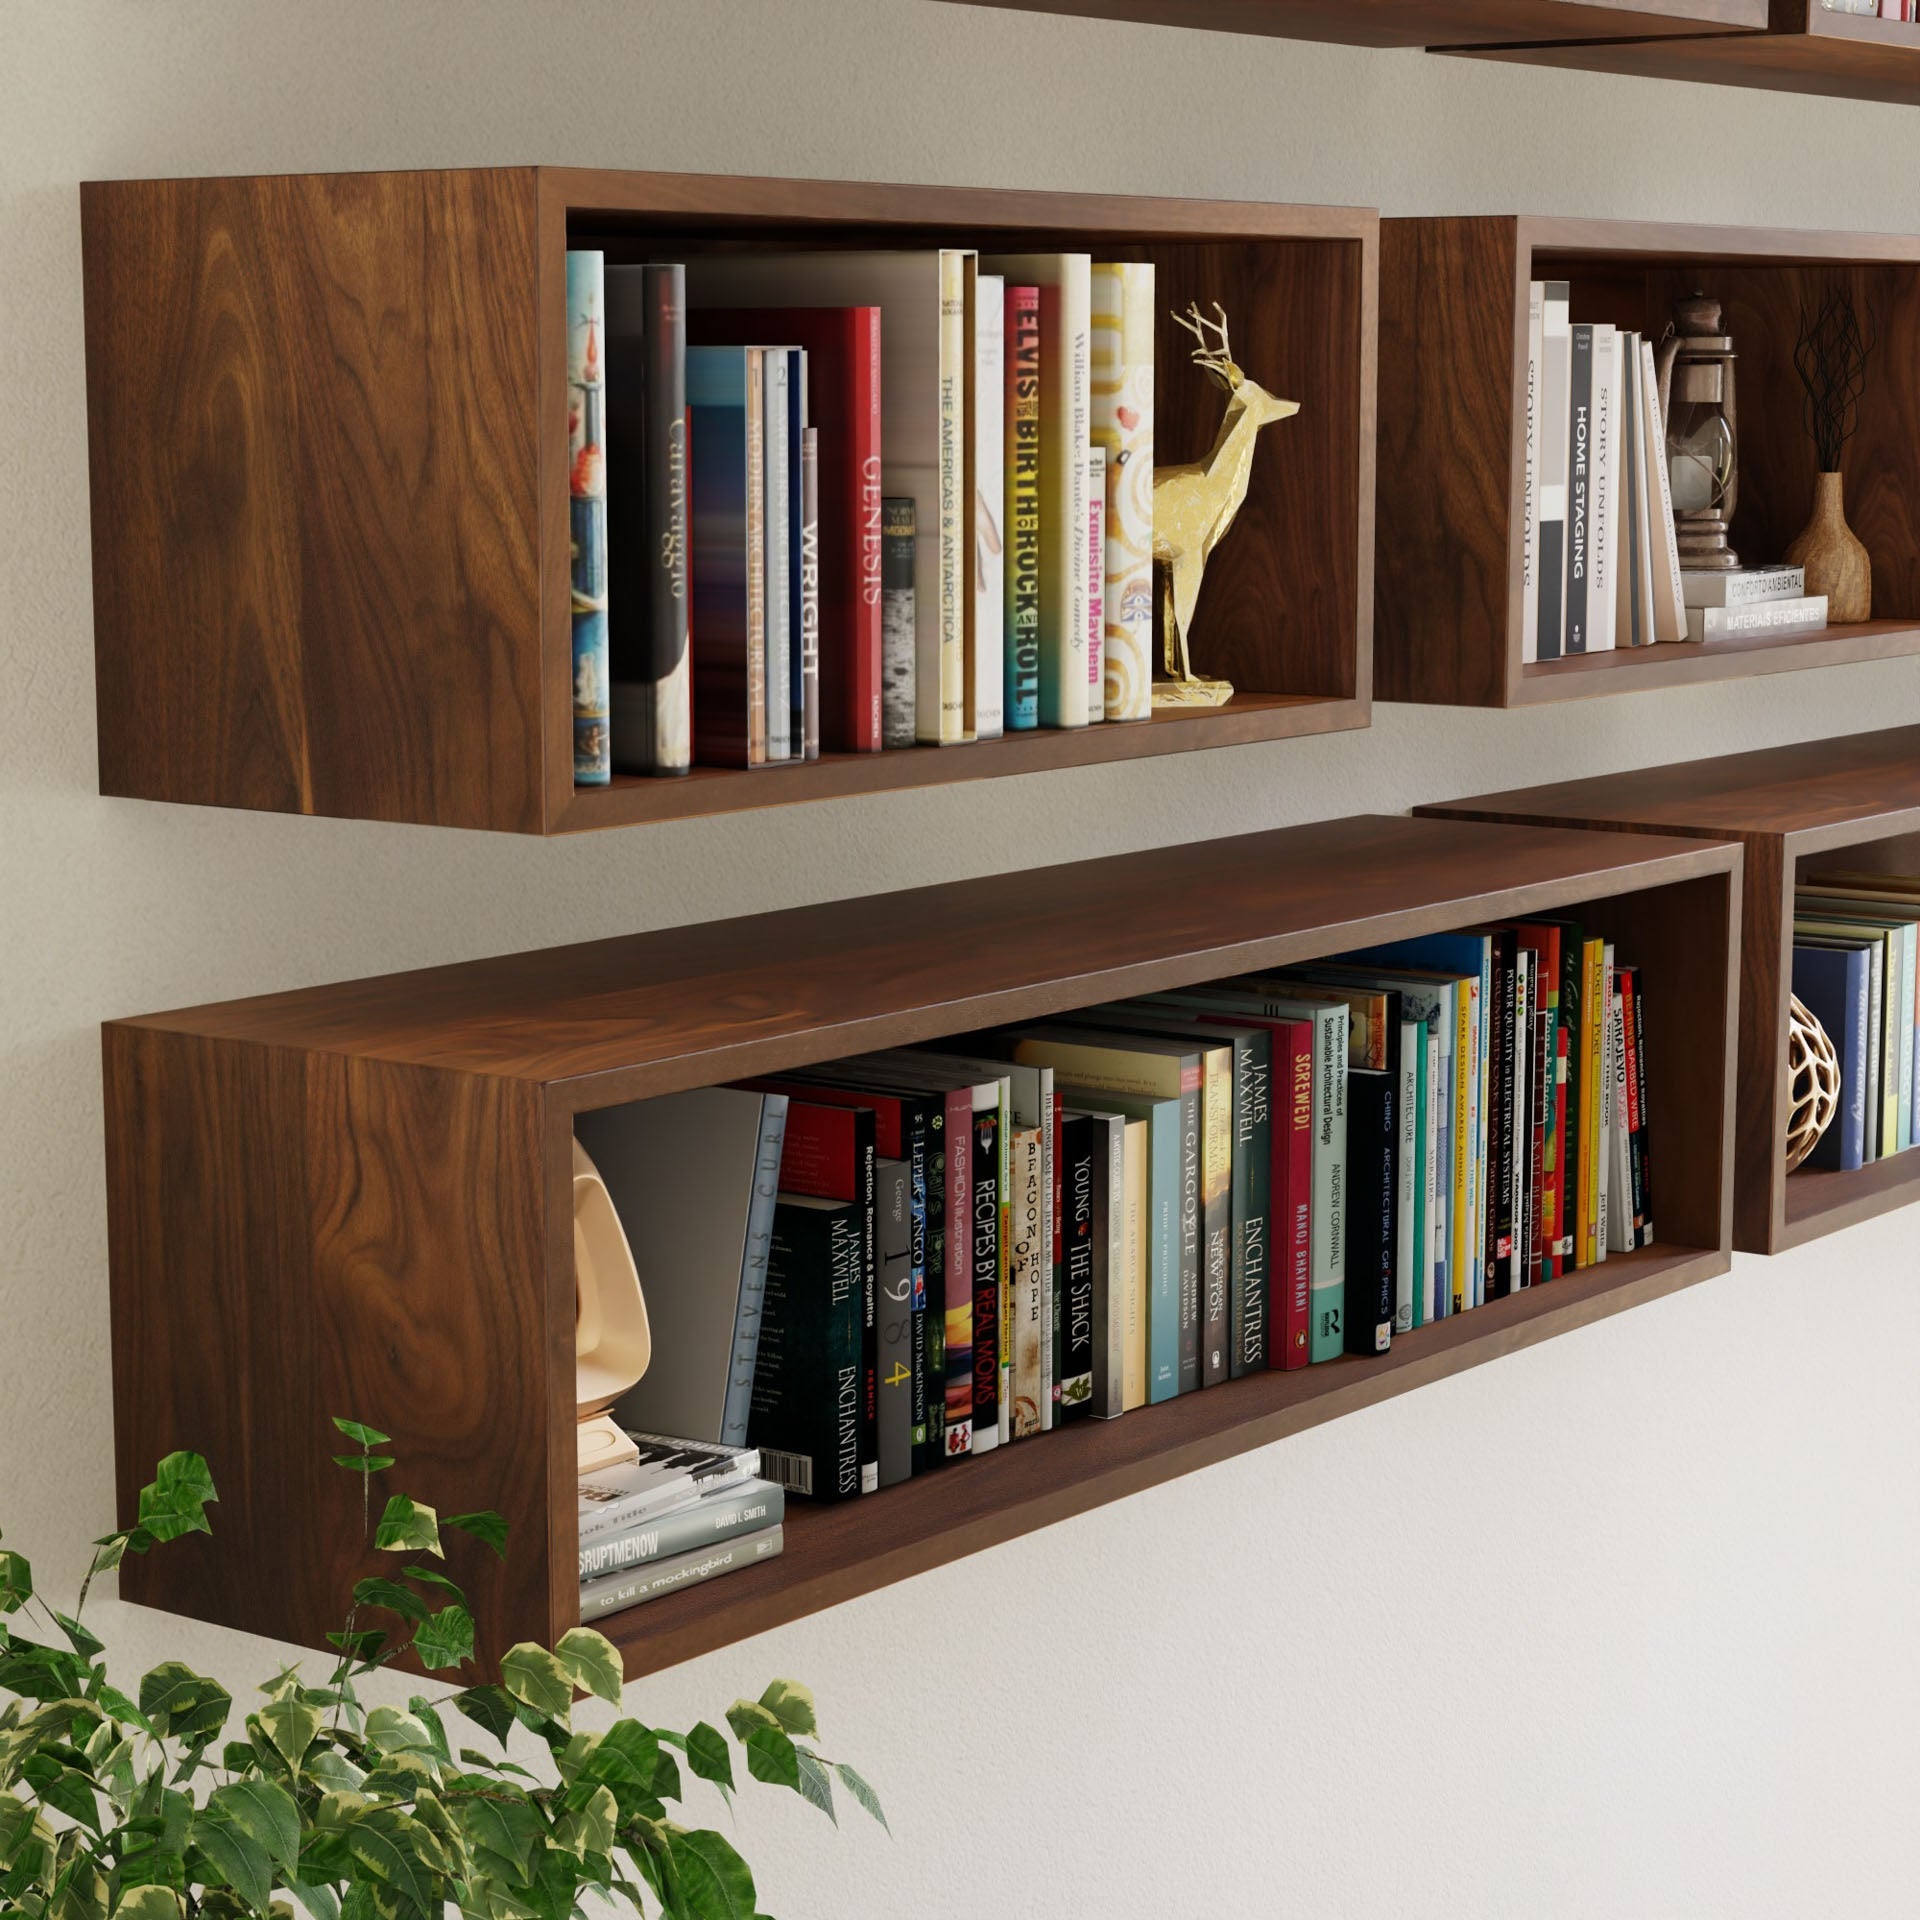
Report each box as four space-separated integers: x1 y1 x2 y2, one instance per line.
105 1027 560 1664
84 169 546 832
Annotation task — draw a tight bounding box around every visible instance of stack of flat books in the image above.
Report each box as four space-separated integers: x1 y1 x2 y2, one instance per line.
577 1432 784 1625
1684 565 1827 645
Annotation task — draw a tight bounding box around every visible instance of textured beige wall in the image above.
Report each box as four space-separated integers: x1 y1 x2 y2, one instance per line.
4 1 1919 1911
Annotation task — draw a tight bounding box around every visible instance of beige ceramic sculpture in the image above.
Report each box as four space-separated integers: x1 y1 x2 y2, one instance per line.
574 1137 652 1474
1784 994 1842 1175
1151 301 1299 709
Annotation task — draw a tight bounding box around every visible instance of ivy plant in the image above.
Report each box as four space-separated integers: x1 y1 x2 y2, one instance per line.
0 1419 882 1919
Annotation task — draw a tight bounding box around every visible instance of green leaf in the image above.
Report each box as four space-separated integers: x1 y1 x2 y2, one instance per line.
372 1496 440 1558
404 1697 451 1763
208 1777 299 1877
86 1532 140 1578
331 1455 396 1476
0 1640 84 1703
685 1722 734 1796
135 1454 217 1546
450 1790 543 1880
665 1826 758 1920
0 1789 49 1868
49 1854 108 1920
283 1880 341 1920
111 1886 182 1920
755 1680 817 1739
338 1805 440 1915
497 1645 571 1723
252 1699 321 1776
724 1700 781 1744
351 1577 427 1623
398 1565 465 1602
739 1724 799 1791
137 1663 231 1749
302 1748 366 1797
440 1511 509 1559
555 1782 616 1859
89 1683 151 1736
450 1686 516 1748
410 1605 474 1673
363 1708 439 1760
792 1749 835 1824
51 1613 104 1662
189 1805 272 1910
0 1552 30 1615
330 1419 392 1449
554 1628 622 1706
324 1628 388 1664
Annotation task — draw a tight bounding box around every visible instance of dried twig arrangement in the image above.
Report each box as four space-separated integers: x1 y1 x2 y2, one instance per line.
1794 282 1878 472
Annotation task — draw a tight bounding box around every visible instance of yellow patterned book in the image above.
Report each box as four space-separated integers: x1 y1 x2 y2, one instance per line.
1121 1116 1149 1410
1091 262 1155 722
1579 936 1606 1266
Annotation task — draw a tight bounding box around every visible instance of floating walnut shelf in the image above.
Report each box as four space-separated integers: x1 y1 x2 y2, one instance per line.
1376 216 1920 707
1424 726 1920 1253
81 166 1375 834
104 813 1737 1679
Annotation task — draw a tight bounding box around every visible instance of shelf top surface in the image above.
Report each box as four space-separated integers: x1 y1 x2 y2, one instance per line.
114 814 1736 1096
1431 726 1920 844
1516 213 1920 268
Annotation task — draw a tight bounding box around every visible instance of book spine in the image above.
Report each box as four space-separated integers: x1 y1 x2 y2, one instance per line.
1090 260 1154 721
1084 448 1106 724
788 353 807 757
969 1105 1001 1453
1061 1115 1097 1417
880 499 917 749
1394 1022 1419 1332
855 1127 878 1489
579 1483 784 1583
1342 1071 1394 1356
1685 596 1829 641
1197 1047 1230 1387
942 1090 974 1457
1564 323 1594 655
1009 1127 1045 1436
1092 1115 1127 1417
1617 332 1641 650
1121 1119 1148 1410
1619 970 1648 1248
973 275 1005 741
567 251 612 784
1272 1024 1313 1368
799 427 820 762
1629 968 1654 1244
1046 1090 1062 1429
848 311 885 751
918 1097 948 1469
762 349 791 763
1522 282 1543 665
687 347 755 768
1587 327 1617 655
744 351 767 765
1537 281 1571 661
1038 277 1090 728
1229 1033 1272 1377
720 1094 787 1450
1551 1022 1571 1277
644 264 691 774
753 1202 863 1502
1642 338 1688 639
1309 1006 1349 1363
876 1158 913 1488
923 250 967 745
1175 1068 1203 1392
1004 285 1043 731
1504 948 1528 1294
1145 1099 1180 1403
1485 939 1513 1299
579 1526 784 1621
1526 960 1548 1288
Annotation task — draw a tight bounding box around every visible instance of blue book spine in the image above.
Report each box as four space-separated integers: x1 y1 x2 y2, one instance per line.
567 251 611 785
1794 945 1868 1172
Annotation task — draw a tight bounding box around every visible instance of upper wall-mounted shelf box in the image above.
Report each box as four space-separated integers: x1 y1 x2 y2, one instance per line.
81 166 1375 835
103 813 1736 1678
1474 3 1920 108
938 0 1763 49
1425 726 1920 1254
1376 216 1920 708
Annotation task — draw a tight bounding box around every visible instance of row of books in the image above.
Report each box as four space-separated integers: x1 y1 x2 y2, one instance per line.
566 246 1158 784
572 920 1657 1519
1822 1 1917 20
1790 868 1920 1174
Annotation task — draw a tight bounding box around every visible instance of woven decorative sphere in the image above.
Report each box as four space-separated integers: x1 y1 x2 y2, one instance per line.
1785 994 1841 1174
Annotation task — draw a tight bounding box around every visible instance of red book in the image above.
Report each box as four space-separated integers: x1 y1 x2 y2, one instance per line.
1551 1024 1571 1278
691 307 883 753
1271 1020 1314 1369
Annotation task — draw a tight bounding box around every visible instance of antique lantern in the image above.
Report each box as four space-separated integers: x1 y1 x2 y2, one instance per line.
1655 292 1739 572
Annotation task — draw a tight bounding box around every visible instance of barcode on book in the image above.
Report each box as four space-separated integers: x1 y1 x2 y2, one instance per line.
758 1447 814 1497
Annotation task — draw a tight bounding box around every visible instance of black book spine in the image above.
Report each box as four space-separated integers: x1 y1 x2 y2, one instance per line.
751 1199 864 1502
1060 1115 1097 1420
1229 1032 1272 1379
854 1118 878 1493
1564 323 1594 655
1526 954 1549 1290
969 1105 1001 1450
1625 967 1653 1246
643 262 691 774
875 1157 914 1489
917 1099 948 1472
1343 1070 1394 1356
1486 933 1516 1301
1175 1076 1202 1394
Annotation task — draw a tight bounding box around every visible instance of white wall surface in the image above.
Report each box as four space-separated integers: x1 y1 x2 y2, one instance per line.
4 2 1918 1913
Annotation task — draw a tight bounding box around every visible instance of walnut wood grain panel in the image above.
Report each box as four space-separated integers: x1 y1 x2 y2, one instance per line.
118 815 1740 1100
603 1239 1728 1677
934 0 1762 47
104 1028 559 1665
1376 217 1521 706
84 170 545 831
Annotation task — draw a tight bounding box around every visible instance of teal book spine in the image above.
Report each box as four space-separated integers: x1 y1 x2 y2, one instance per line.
1407 1021 1428 1333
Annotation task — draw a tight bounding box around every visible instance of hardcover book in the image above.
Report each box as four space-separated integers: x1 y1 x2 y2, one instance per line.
1090 260 1154 721
1521 281 1543 664
1075 1108 1129 1418
1085 447 1106 725
578 1479 784 1584
762 346 792 763
692 306 884 752
1684 595 1829 643
1564 321 1594 656
972 274 1005 741
1682 565 1805 608
579 1525 784 1622
876 1156 914 1487
1343 1068 1395 1356
567 250 612 783
1059 1113 1098 1417
573 1088 787 1448
577 1433 760 1545
881 498 917 748
1793 941 1871 1170
1003 283 1043 731
1007 1124 1047 1436
1536 280 1571 661
799 426 821 760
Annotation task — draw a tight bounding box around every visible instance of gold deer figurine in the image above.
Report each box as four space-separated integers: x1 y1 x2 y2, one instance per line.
1152 302 1300 709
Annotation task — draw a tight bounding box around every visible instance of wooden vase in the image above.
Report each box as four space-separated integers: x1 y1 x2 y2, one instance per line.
1786 471 1871 623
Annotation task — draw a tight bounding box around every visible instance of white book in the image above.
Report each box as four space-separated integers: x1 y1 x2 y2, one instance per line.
982 251 1091 727
1086 447 1106 724
1007 1126 1046 1437
762 348 791 762
972 274 1006 740
1395 1019 1420 1334
1586 325 1619 655
1091 261 1155 721
1537 282 1572 660
1522 283 1544 664
1625 332 1660 648
1639 337 1688 642
1120 1118 1149 1411
684 249 970 743
1685 595 1828 643
1683 565 1805 608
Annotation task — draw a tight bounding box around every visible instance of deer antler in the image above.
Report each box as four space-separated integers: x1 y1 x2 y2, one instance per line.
1170 300 1242 391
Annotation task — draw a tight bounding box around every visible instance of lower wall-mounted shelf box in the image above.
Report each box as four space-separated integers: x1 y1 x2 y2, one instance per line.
1425 725 1920 1254
104 814 1737 1677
